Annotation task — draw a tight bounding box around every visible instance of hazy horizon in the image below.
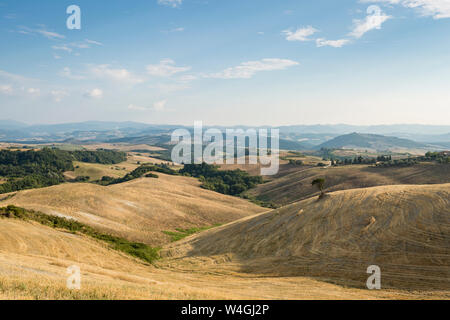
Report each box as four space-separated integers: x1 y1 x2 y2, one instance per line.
3 118 450 128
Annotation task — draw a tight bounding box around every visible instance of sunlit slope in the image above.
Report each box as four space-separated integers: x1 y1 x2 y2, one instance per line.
0 219 238 299
248 163 450 206
162 184 450 290
0 174 264 246
1 219 446 299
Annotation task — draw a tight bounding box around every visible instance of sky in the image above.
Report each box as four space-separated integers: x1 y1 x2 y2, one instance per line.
0 0 449 126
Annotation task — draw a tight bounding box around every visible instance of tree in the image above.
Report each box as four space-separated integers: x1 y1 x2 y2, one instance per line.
312 178 326 198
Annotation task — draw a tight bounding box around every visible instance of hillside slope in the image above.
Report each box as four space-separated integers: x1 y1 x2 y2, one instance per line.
318 133 428 151
247 163 450 206
2 218 442 299
162 184 450 291
0 174 264 246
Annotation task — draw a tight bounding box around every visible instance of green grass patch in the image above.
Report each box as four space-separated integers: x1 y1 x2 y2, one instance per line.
163 224 222 242
0 205 160 264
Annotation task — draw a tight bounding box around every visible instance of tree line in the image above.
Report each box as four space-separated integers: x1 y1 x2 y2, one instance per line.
0 148 127 194
180 163 263 196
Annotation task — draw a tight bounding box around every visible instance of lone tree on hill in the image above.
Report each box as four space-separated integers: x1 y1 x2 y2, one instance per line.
312 178 326 199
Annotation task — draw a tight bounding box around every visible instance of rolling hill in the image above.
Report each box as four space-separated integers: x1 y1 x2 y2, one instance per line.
0 174 265 246
161 184 450 291
247 162 450 206
2 214 441 299
318 133 430 151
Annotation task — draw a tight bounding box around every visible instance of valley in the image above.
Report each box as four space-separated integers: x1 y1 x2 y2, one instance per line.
0 129 449 300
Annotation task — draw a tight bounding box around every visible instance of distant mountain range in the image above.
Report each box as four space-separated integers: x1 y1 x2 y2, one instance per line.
0 120 448 151
317 133 434 151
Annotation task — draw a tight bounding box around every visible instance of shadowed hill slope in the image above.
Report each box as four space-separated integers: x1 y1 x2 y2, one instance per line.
0 174 265 246
318 132 429 150
247 163 450 206
2 218 445 299
162 184 450 291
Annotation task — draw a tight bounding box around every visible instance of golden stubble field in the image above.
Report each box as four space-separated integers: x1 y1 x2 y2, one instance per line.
0 182 449 299
0 175 264 246
162 183 450 294
247 162 450 206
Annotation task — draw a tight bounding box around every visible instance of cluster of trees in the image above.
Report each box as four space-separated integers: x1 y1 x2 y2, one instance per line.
0 173 65 194
96 164 178 186
0 148 74 194
377 155 392 162
0 148 127 194
0 148 74 176
179 163 263 196
71 149 127 164
288 159 304 166
421 152 450 164
330 157 377 166
375 158 418 167
318 149 380 167
375 152 449 167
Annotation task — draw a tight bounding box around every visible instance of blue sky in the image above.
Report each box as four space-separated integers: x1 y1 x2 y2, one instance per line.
0 0 449 126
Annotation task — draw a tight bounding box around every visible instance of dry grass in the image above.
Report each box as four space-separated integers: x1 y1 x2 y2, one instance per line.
162 183 450 293
64 161 138 181
63 154 177 182
1 163 449 299
247 162 450 206
1 203 448 300
0 174 264 246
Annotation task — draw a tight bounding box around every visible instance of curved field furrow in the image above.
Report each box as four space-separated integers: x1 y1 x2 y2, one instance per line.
162 184 450 291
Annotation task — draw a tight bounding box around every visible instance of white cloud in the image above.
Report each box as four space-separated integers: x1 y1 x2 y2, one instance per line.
51 90 69 102
146 59 191 77
51 40 103 56
52 45 73 53
70 39 103 49
360 0 450 19
149 82 190 93
0 85 41 97
0 70 38 83
60 67 85 80
207 58 299 79
158 0 182 8
90 65 144 84
85 39 103 46
70 42 90 49
37 29 65 40
85 88 103 99
179 74 197 82
282 26 318 41
172 27 185 32
316 38 351 47
0 85 13 95
128 104 147 111
128 100 169 111
153 100 167 111
18 26 65 40
349 5 391 38
27 88 40 96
